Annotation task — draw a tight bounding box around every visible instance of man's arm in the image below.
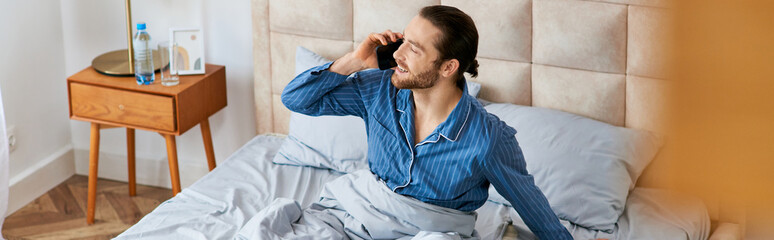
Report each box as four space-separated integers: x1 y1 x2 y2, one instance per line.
281 30 403 117
480 130 573 239
281 62 368 117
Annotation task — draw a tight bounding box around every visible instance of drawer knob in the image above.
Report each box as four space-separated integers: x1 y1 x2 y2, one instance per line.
118 104 125 110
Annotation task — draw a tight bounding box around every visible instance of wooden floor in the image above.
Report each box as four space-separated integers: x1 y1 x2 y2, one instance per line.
2 175 173 240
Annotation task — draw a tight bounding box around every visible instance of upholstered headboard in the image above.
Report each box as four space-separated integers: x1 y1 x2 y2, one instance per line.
250 0 737 226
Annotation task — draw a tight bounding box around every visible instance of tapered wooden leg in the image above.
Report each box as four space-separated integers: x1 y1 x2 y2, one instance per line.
127 128 136 196
163 134 181 195
200 119 216 171
87 123 100 224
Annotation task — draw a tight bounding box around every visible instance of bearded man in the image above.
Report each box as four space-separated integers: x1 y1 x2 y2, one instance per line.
275 5 572 239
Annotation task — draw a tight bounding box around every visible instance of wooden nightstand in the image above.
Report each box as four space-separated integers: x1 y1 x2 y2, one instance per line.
66 64 227 224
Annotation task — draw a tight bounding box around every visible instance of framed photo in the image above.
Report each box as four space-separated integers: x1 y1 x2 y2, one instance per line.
169 28 205 75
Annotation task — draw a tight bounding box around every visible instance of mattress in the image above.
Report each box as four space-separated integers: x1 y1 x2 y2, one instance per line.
116 135 708 239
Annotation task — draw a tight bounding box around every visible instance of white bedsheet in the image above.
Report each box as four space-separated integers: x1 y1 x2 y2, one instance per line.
235 170 478 239
115 135 511 239
115 135 342 239
116 135 707 240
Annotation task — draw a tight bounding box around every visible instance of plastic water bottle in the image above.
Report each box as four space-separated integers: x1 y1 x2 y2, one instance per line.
133 22 154 85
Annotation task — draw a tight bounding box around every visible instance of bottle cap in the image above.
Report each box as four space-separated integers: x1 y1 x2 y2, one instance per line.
136 22 146 30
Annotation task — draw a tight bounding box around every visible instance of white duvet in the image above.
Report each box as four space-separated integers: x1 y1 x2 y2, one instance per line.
115 135 709 240
235 170 477 239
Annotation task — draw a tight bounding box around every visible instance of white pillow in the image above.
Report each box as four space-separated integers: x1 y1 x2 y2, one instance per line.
273 46 481 173
466 81 481 98
293 46 329 76
274 113 369 173
483 103 662 231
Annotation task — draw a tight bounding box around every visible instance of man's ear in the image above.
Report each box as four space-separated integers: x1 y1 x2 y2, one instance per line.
440 59 459 78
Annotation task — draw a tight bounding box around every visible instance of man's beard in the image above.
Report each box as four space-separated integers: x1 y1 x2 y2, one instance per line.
391 67 440 89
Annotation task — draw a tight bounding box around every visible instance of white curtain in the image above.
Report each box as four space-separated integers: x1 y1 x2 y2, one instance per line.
0 87 8 238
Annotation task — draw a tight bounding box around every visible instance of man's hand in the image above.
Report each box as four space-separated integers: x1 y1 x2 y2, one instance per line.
330 30 403 75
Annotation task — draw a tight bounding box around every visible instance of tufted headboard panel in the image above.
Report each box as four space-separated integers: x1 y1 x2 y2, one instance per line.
251 0 740 224
252 0 672 134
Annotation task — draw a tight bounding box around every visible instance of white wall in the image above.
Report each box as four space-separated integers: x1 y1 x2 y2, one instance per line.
61 0 256 189
0 0 76 214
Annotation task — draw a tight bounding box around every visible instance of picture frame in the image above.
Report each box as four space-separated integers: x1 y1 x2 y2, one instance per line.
169 28 205 75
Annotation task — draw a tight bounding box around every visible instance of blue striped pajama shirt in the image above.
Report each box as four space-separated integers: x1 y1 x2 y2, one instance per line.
282 62 572 239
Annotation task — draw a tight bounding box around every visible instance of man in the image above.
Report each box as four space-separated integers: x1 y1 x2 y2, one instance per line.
280 5 572 239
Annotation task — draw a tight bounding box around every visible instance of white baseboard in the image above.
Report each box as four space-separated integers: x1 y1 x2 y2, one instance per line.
7 145 75 215
72 149 210 190
6 146 211 216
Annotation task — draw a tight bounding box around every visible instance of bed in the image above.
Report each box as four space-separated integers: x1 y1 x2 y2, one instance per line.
117 0 740 239
117 134 709 240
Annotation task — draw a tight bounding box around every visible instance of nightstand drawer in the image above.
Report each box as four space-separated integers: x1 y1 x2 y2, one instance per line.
70 83 176 131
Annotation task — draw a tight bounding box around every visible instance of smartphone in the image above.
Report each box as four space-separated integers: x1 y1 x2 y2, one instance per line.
376 39 403 70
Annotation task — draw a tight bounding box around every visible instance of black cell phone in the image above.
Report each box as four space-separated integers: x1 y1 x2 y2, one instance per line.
376 39 403 70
